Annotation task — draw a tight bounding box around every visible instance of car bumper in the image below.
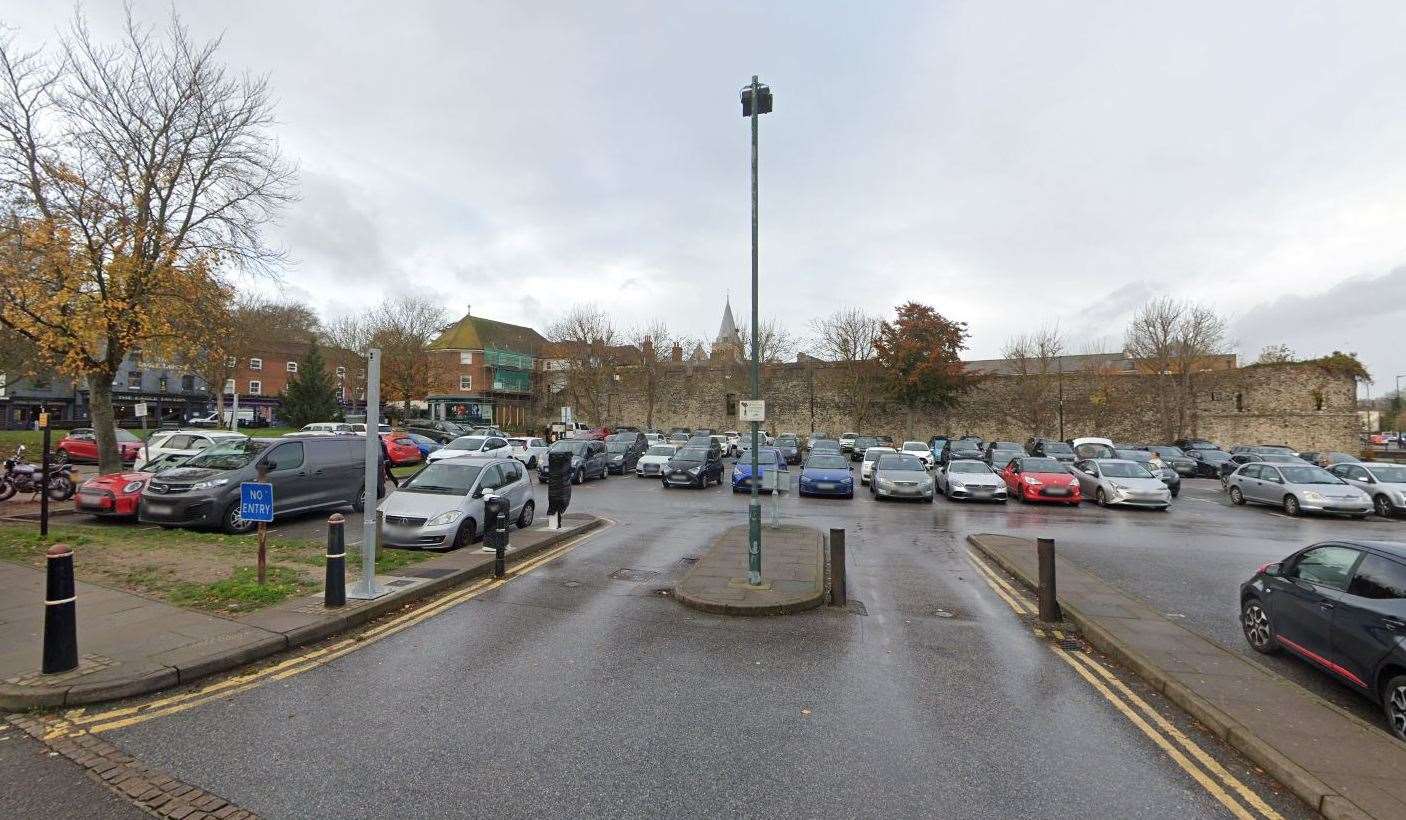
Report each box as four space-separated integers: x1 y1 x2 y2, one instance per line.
731 477 773 493
75 491 140 516
138 495 221 527
1020 486 1080 503
946 486 1007 501
874 484 934 499
635 463 666 477
664 471 704 486
1106 493 1171 508
1299 500 1372 514
799 482 853 496
381 521 456 548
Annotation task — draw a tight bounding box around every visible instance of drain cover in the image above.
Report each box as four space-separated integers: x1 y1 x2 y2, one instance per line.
932 608 955 619
678 556 699 565
1058 638 1084 651
609 568 660 583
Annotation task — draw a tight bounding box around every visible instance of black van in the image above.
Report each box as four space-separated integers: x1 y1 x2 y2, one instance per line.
140 436 371 534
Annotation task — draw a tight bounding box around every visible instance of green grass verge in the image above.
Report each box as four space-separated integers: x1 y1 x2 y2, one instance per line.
169 566 315 611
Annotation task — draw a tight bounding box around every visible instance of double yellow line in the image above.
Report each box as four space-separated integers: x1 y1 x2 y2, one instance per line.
43 525 605 740
966 550 1282 820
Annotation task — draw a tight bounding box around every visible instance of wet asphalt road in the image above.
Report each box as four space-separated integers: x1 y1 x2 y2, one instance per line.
0 724 147 820
91 467 1321 818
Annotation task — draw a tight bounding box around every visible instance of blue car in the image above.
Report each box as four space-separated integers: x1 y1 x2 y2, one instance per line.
798 452 855 498
732 447 787 493
406 433 442 459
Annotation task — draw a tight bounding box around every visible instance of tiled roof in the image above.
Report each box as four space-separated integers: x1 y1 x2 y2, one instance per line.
431 314 548 355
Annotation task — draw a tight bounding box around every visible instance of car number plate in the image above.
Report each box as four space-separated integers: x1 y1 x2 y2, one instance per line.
1044 487 1069 496
972 487 991 495
144 502 172 515
816 482 835 490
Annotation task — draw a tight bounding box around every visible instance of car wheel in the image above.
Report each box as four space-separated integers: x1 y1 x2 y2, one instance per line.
0 477 15 502
1096 488 1107 506
1384 674 1406 742
451 518 476 549
517 500 534 529
925 494 934 503
352 485 366 512
1241 598 1279 654
1375 495 1394 518
1229 486 1246 505
222 501 256 535
1283 495 1300 516
572 468 583 485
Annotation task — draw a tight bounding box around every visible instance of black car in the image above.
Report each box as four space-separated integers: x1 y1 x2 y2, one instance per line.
1144 445 1198 477
1240 540 1406 741
662 445 723 488
406 419 467 444
605 437 646 474
850 436 881 462
774 435 802 465
537 439 610 484
983 441 1025 469
1187 447 1233 478
1026 437 1076 464
1174 437 1220 452
940 442 985 467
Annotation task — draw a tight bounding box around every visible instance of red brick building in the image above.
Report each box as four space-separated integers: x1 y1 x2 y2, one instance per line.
424 310 547 431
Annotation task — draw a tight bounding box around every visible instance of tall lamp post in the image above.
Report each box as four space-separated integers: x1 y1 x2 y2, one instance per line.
740 75 772 586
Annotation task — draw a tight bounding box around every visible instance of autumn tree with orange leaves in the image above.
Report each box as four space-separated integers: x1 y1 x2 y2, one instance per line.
874 302 976 438
0 10 293 472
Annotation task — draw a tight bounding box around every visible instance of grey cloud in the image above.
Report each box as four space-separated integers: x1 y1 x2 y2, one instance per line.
279 171 389 284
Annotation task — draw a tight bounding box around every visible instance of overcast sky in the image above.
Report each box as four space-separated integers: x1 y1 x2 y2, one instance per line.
8 1 1406 393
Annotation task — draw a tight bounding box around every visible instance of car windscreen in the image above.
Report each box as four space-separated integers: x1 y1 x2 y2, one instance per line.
776 437 798 447
747 450 779 465
1279 465 1342 484
673 447 707 463
806 455 848 469
607 442 631 453
1197 450 1232 462
447 436 486 451
862 449 893 461
1021 458 1065 473
902 442 927 451
1149 446 1186 458
1073 443 1116 459
184 439 272 470
811 440 840 449
948 461 993 474
645 446 675 456
1042 443 1073 454
1115 450 1153 462
549 441 588 455
1368 464 1406 482
115 429 140 442
1100 461 1154 478
877 454 925 471
854 438 878 448
400 461 484 495
1261 454 1301 463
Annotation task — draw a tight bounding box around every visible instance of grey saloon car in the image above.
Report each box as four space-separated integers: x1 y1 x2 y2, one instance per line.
379 456 534 550
937 459 1007 502
1071 458 1172 509
870 453 935 502
1329 462 1406 518
1225 462 1371 517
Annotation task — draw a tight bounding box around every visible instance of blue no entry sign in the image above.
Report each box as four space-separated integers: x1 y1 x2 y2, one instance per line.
239 482 275 523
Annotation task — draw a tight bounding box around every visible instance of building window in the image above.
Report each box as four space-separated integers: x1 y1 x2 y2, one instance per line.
459 375 472 391
1235 392 1243 412
158 377 168 392
1312 390 1325 411
226 356 237 368
287 361 299 373
181 374 195 391
249 380 262 395
336 366 346 378
223 379 235 394
460 351 473 365
726 393 737 417
249 358 263 371
128 371 142 389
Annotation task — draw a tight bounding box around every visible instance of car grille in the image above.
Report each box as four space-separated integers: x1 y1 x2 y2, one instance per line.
146 481 193 495
384 515 427 527
641 464 660 474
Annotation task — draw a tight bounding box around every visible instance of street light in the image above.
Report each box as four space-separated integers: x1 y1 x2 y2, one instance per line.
741 75 772 586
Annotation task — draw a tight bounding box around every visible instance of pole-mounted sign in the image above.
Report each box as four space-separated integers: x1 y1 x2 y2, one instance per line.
240 480 274 585
738 400 766 423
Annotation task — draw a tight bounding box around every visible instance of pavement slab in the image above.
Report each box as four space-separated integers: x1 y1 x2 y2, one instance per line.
673 523 824 615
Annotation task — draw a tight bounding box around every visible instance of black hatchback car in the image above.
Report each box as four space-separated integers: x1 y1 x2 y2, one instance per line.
662 445 723 488
1240 540 1406 740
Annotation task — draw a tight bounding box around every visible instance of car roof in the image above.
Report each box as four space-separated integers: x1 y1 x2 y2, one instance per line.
1088 458 1141 466
1325 540 1406 559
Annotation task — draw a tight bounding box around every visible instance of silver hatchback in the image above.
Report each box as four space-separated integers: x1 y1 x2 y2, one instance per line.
1226 462 1371 518
1071 458 1171 509
1329 462 1406 518
378 456 534 550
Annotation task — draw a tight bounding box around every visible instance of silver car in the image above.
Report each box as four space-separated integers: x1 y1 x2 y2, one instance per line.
1226 462 1371 518
1071 458 1171 509
870 453 935 502
379 456 534 550
1328 462 1406 518
937 459 1007 503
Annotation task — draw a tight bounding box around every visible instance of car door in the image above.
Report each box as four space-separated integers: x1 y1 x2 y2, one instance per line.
1232 464 1260 502
1254 465 1286 505
261 441 307 513
1072 461 1098 496
1270 544 1362 671
500 460 529 517
1000 461 1020 492
1334 464 1372 496
1333 552 1406 692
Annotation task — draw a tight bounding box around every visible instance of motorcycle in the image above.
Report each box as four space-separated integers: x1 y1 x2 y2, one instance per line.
0 445 77 502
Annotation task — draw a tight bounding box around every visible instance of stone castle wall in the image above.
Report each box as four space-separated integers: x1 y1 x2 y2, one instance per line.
551 360 1358 451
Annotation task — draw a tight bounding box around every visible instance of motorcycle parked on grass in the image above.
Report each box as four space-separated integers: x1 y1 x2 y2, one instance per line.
0 445 77 502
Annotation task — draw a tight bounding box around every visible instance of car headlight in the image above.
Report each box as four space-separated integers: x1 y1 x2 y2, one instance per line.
688 466 702 475
1023 476 1042 485
1303 491 1326 502
192 478 228 490
949 480 965 490
82 478 100 489
426 510 462 527
921 478 933 488
877 478 895 489
611 455 624 463
122 480 145 494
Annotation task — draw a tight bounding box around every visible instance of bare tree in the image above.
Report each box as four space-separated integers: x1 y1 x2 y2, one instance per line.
1124 298 1228 439
810 308 883 429
0 9 294 471
1000 324 1065 437
737 318 796 364
624 319 674 429
187 294 320 426
1255 344 1295 364
545 304 620 426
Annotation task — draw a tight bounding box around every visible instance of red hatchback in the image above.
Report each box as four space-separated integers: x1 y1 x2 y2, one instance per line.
75 470 152 518
1000 456 1082 505
381 432 423 466
56 428 144 464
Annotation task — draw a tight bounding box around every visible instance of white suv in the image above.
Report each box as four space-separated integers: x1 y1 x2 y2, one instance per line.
507 437 549 469
133 430 248 471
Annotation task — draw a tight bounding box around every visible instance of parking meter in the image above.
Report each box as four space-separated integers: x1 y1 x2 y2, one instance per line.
484 494 510 576
546 450 573 525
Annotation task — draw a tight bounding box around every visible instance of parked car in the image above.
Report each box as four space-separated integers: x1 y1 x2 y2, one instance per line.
1218 452 1303 483
294 422 355 436
1144 445 1198 477
1071 458 1172 509
1226 462 1372 517
1173 437 1220 452
1115 449 1181 497
405 419 467 444
381 433 423 466
1000 456 1082 505
606 437 646 474
1069 437 1117 461
379 456 534 550
75 469 155 518
507 436 549 469
723 430 742 455
1240 540 1406 741
1187 447 1234 478
1026 438 1076 464
1231 444 1300 458
667 431 691 446
132 430 247 472
839 432 859 454
537 439 610 484
643 432 665 448
870 453 935 502
940 440 985 467
349 423 392 434
774 435 802 465
732 447 787 493
140 436 371 534
797 452 854 498
809 438 842 455
899 440 936 469
937 459 1007 502
663 445 724 488
1329 462 1406 518
850 436 882 463
427 435 512 463
405 433 442 459
1299 451 1362 468
636 444 679 477
983 441 1025 469
859 446 897 485
55 428 144 464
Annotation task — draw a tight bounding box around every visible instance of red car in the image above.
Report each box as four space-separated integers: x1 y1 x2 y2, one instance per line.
580 426 611 441
55 428 144 464
1000 456 1082 505
382 432 423 466
75 470 152 518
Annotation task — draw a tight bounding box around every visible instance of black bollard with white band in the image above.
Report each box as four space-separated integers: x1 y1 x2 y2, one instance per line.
43 543 78 674
325 513 347 607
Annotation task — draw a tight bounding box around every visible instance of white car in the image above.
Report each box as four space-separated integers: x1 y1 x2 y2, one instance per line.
1070 436 1117 460
723 431 741 454
287 422 355 437
900 440 935 469
133 430 248 471
507 436 549 469
636 444 680 477
643 433 665 447
427 434 513 463
860 446 897 485
349 423 391 434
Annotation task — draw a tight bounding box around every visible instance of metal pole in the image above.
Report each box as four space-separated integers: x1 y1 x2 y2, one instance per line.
356 348 383 597
1037 537 1060 622
231 390 239 434
40 425 51 538
748 75 762 587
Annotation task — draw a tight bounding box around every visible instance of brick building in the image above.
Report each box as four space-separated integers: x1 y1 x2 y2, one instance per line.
424 309 547 430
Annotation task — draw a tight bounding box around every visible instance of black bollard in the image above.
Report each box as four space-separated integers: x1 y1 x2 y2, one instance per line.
829 528 847 606
1037 537 1060 622
484 495 510 577
43 543 78 674
325 513 346 608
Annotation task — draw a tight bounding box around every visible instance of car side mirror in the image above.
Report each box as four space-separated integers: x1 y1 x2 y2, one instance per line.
472 487 484 499
1263 562 1282 577
261 460 278 472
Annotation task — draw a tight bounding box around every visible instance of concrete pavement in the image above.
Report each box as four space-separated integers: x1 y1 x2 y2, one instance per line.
674 523 824 615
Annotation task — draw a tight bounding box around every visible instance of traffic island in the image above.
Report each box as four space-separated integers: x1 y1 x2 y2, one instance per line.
674 524 824 616
968 532 1406 820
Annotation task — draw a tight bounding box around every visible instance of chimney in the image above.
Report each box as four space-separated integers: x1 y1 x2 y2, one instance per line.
642 335 655 360
466 304 471 316
671 343 683 363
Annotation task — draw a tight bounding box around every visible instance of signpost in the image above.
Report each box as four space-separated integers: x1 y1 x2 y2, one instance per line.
239 480 275 584
351 348 385 600
741 74 773 587
135 402 150 463
739 400 766 423
38 411 50 537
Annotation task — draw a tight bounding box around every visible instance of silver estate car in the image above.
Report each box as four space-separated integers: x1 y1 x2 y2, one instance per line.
1226 462 1371 518
1071 458 1171 509
379 456 534 550
1329 462 1406 518
870 453 935 502
937 459 1007 502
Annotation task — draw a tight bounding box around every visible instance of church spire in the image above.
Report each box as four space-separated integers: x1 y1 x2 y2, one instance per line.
715 296 740 346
